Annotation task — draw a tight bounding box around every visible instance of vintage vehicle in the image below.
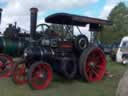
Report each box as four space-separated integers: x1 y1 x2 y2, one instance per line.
0 8 31 78
0 8 48 78
116 36 128 64
109 37 128 64
110 41 120 61
11 8 111 90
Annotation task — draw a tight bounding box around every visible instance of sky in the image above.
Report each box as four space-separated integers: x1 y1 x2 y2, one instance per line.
0 0 127 38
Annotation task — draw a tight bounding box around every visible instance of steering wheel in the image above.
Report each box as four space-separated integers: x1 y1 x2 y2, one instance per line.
36 24 49 34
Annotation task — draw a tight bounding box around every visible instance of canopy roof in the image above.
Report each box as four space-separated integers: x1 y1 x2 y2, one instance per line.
45 13 112 26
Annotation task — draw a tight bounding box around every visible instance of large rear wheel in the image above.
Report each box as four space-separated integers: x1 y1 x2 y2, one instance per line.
79 46 106 82
61 57 77 79
28 62 53 90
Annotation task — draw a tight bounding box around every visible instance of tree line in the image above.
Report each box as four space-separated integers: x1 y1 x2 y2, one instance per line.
101 2 128 44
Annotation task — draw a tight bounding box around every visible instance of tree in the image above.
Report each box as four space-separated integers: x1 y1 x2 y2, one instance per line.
101 2 128 44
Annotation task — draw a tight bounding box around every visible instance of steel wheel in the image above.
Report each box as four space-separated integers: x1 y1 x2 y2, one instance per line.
28 62 53 90
13 63 27 84
61 57 77 79
0 54 13 78
79 46 106 82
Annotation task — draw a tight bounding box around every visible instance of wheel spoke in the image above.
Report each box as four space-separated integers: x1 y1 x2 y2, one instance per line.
32 74 39 81
86 66 91 72
92 68 100 78
88 71 93 80
91 53 96 59
95 65 102 69
37 65 42 71
95 56 100 61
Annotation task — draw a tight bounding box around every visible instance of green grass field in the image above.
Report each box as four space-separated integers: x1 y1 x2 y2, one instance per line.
0 58 128 96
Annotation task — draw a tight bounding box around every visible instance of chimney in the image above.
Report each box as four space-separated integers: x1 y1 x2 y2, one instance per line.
30 8 38 40
0 8 3 25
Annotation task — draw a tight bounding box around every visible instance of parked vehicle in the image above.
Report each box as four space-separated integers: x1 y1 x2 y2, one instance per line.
110 41 120 61
116 36 128 64
100 44 112 55
95 41 112 55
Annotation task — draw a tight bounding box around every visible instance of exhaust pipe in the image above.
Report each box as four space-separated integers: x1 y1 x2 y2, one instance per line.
0 8 3 25
30 8 38 40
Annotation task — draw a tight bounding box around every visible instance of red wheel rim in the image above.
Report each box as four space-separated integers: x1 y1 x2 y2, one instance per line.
0 54 13 78
85 48 106 82
13 64 27 84
30 64 53 90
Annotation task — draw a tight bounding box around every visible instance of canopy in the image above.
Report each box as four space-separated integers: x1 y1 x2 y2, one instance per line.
45 13 112 26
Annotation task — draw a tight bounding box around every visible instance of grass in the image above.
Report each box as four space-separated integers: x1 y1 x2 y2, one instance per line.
0 57 128 96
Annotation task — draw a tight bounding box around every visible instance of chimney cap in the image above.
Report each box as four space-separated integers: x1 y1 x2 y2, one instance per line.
30 8 38 12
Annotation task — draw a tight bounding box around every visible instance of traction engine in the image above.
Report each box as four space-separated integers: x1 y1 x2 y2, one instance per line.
12 8 110 90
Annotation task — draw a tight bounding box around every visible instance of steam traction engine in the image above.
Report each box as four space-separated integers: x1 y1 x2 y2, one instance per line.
12 8 111 90
0 8 47 78
0 8 31 78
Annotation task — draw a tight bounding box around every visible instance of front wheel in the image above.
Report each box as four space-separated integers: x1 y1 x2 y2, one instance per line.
12 63 28 85
79 46 106 82
28 62 53 90
0 54 13 78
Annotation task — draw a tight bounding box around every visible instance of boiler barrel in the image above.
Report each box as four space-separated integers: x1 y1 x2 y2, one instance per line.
24 46 54 60
0 37 29 57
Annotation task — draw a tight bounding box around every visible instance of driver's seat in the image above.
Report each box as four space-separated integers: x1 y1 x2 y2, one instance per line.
59 41 73 49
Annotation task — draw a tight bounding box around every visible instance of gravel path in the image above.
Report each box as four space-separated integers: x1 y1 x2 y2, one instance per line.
116 70 128 96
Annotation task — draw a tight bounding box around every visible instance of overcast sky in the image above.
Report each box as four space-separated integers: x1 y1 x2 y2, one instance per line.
0 0 127 39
